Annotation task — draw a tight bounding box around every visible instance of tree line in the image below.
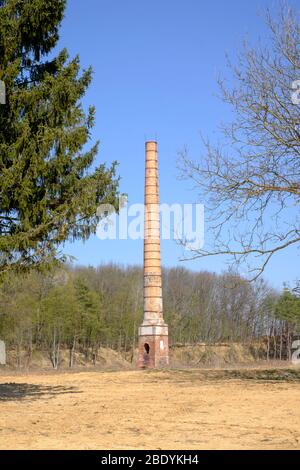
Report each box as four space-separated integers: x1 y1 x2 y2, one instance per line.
0 264 299 368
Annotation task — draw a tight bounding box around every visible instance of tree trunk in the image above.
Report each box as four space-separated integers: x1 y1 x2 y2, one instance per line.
266 332 270 362
287 326 292 361
131 321 136 363
27 329 33 367
273 324 277 360
279 323 283 361
69 336 76 368
50 328 60 369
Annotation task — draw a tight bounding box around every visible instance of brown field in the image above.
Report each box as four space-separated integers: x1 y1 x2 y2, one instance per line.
0 368 299 450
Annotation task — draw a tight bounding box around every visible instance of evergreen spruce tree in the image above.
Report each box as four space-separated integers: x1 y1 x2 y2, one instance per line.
274 290 300 329
0 0 119 273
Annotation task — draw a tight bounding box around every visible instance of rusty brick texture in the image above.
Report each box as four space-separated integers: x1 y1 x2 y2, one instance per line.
137 141 169 369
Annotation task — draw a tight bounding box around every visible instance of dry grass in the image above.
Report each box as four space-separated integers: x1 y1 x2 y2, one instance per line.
0 367 299 450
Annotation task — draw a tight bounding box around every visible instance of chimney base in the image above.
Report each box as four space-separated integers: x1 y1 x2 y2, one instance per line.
137 325 169 369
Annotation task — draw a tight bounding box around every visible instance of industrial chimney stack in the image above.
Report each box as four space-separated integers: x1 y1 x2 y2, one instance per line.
137 141 169 369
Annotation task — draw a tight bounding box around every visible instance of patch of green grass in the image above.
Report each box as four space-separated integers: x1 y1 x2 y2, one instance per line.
224 368 300 383
150 367 300 384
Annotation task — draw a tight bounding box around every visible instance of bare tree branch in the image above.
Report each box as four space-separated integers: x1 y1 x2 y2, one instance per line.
178 2 300 282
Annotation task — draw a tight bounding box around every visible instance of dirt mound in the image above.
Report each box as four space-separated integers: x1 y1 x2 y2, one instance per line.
5 342 272 370
170 342 267 367
6 347 132 371
93 347 132 370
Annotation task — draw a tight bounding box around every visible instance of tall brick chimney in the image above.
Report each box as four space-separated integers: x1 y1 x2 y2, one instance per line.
137 141 169 369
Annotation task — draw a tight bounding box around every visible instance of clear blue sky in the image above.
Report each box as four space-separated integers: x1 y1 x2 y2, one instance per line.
59 0 299 290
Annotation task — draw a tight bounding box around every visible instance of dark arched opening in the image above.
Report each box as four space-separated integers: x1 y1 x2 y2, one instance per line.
144 343 150 354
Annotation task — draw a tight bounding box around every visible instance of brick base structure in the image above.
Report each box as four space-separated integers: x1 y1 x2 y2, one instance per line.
137 324 169 369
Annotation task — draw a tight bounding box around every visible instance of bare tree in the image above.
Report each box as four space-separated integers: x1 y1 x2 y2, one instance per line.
179 3 300 280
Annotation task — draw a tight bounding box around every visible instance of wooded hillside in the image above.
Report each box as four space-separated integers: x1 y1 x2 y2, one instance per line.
0 264 298 368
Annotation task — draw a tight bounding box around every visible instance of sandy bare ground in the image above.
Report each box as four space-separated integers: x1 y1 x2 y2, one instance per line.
0 368 299 450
